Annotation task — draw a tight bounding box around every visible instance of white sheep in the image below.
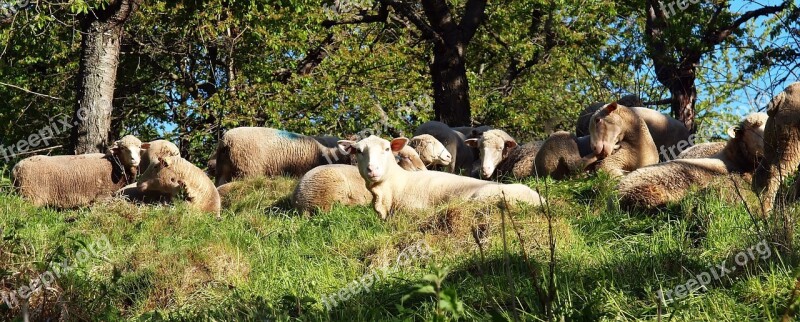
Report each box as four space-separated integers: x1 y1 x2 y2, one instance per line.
13 135 143 208
413 121 476 174
408 134 452 168
338 135 544 220
137 155 221 218
213 127 350 185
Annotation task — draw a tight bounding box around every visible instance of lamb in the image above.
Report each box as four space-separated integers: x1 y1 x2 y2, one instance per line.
753 82 800 213
213 127 350 185
534 132 594 180
292 145 429 214
677 142 726 159
413 121 476 174
576 97 691 160
618 112 768 209
463 129 519 178
588 102 660 177
139 139 180 172
337 135 544 220
12 135 143 208
408 134 452 168
137 155 221 218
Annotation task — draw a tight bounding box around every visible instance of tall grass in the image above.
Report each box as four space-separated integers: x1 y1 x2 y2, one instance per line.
0 170 798 321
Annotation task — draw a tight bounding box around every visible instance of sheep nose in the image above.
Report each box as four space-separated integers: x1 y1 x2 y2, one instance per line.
482 167 492 177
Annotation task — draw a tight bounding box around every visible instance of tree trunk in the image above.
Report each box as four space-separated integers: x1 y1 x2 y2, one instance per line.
431 43 471 127
69 0 138 154
667 72 697 132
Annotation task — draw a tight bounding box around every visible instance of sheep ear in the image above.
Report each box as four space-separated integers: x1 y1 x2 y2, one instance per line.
408 136 422 147
505 140 518 149
727 126 740 139
337 140 357 155
390 137 408 152
141 143 151 149
605 102 618 112
470 129 480 138
464 138 479 148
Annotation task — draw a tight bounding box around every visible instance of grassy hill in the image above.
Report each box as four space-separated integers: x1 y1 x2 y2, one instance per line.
0 169 798 321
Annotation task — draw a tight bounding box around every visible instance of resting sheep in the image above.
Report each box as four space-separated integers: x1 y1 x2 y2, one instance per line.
137 155 221 218
213 127 350 185
534 132 594 180
408 134 452 168
338 136 544 220
753 82 800 213
588 102 660 177
292 145 428 214
463 129 519 178
618 112 768 209
452 125 492 138
12 135 143 208
576 97 691 160
677 142 725 159
139 139 181 173
413 121 476 174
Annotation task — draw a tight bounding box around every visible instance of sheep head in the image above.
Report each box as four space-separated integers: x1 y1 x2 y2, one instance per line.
338 135 408 184
728 112 768 163
409 134 452 167
395 145 427 171
137 156 185 196
589 102 625 159
464 129 517 178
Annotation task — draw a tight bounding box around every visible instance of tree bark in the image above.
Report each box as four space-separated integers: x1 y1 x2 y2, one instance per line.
431 43 471 126
669 77 697 131
69 0 139 154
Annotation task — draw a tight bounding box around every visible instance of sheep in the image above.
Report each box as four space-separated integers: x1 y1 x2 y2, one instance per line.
139 139 180 173
12 135 143 208
213 127 350 185
588 102 660 177
576 97 690 160
534 132 594 180
753 82 800 214
137 155 221 218
677 142 726 159
337 135 544 220
413 121 476 174
451 125 492 138
618 112 768 209
463 129 519 178
408 134 453 168
292 145 429 214
575 95 643 137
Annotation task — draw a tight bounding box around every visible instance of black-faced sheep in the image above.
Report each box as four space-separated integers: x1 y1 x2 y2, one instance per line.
338 136 544 220
589 103 660 177
137 155 221 218
753 82 800 213
618 112 768 209
213 127 350 185
12 135 143 208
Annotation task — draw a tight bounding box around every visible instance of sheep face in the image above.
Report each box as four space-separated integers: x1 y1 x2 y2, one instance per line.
109 135 144 168
464 131 517 178
589 103 624 158
396 146 427 171
137 156 184 196
409 134 452 166
729 112 768 161
339 136 408 184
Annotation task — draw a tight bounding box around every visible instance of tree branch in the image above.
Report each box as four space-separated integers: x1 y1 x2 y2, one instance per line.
643 98 674 106
706 2 789 46
385 0 444 45
321 4 389 28
459 0 487 44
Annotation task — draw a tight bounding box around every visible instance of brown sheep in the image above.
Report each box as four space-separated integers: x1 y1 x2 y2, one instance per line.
534 132 594 180
214 127 350 185
576 96 690 160
12 135 143 208
753 82 800 213
618 112 768 209
291 145 429 214
589 103 660 177
138 156 221 218
677 142 725 159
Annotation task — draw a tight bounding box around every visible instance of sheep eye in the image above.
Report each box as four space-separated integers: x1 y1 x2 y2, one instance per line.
170 178 176 183
385 148 390 152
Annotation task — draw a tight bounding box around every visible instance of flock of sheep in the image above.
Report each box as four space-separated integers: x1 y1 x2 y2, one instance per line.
9 82 800 219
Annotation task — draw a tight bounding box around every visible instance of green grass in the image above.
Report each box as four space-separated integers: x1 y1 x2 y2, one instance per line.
1 170 799 321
